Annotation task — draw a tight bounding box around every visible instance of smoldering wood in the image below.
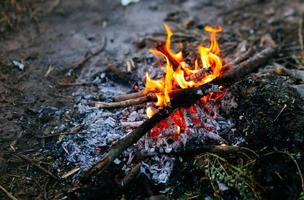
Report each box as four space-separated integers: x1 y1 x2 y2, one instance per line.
82 47 275 180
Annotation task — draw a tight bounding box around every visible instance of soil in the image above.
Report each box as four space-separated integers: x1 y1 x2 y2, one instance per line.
1 0 304 199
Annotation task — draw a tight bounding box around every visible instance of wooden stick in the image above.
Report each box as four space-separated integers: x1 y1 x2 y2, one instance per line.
82 47 275 180
94 93 157 108
61 167 81 179
224 48 253 68
121 121 144 128
0 184 18 200
113 91 143 102
213 47 275 84
15 154 59 180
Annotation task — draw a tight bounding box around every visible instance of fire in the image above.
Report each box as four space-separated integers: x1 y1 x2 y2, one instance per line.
143 23 225 140
144 23 223 109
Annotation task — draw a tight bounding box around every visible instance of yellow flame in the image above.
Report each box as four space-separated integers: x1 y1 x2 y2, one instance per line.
144 24 223 111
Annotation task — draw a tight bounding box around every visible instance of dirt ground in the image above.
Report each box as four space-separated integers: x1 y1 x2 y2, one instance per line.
1 0 304 199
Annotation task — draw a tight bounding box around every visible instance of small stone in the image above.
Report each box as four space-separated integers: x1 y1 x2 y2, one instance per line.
113 158 121 165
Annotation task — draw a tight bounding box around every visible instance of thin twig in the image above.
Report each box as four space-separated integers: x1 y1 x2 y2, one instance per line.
121 121 144 128
273 104 287 122
36 125 82 139
10 131 23 152
15 154 59 180
113 91 143 102
94 94 156 108
61 167 80 179
0 183 18 200
67 36 107 76
58 82 97 87
299 18 303 51
47 0 61 14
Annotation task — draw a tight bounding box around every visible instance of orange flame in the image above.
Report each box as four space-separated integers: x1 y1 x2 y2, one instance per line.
144 24 223 116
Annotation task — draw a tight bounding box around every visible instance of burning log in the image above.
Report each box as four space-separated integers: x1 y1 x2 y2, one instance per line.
93 47 274 109
82 47 275 180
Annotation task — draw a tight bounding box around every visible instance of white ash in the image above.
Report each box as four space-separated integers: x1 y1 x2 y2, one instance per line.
57 66 235 185
58 94 126 168
141 156 174 184
12 60 25 71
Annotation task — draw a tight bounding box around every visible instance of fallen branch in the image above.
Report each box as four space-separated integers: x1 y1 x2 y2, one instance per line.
82 47 275 180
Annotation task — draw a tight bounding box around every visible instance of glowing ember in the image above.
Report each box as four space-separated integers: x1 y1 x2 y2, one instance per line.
143 23 225 140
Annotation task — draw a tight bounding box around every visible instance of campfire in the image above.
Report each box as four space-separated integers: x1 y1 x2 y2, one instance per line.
63 23 275 187
3 1 304 200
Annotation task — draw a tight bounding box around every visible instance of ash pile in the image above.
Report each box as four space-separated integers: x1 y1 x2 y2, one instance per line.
55 24 237 185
